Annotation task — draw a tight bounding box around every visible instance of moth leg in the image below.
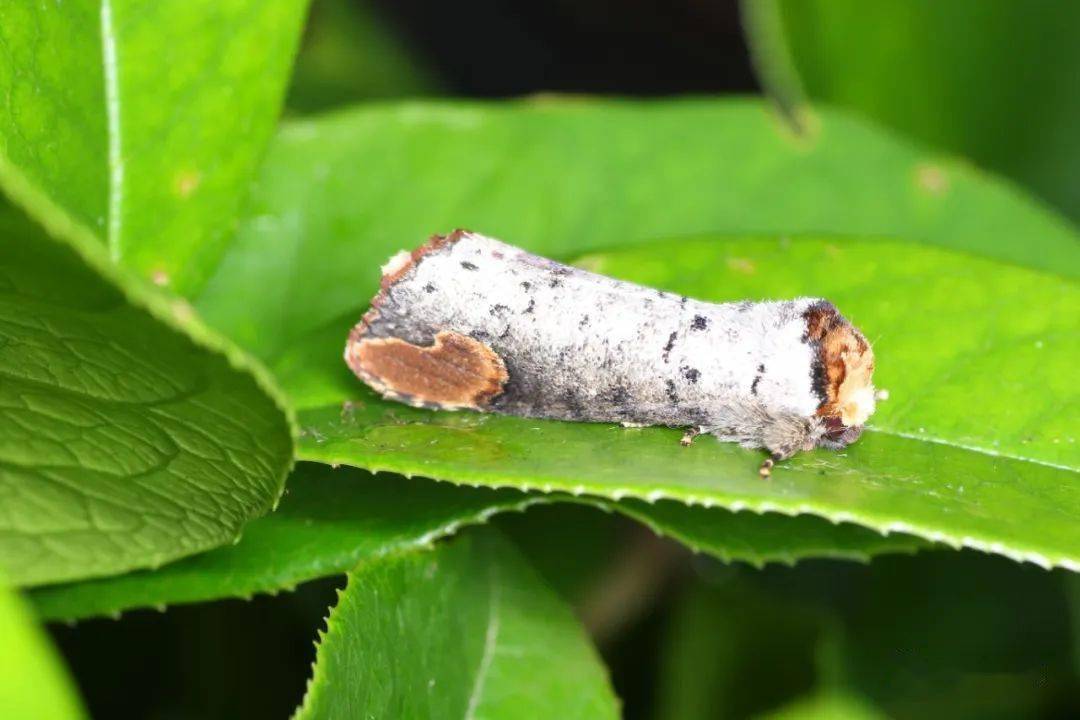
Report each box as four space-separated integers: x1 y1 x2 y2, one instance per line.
758 449 791 478
680 426 703 447
759 455 781 479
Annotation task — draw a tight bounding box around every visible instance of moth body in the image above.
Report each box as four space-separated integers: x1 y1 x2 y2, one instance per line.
346 231 876 462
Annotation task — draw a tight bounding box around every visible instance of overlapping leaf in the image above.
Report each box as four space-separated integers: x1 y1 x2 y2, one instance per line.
0 0 310 293
31 464 923 621
0 1 306 585
294 529 619 719
0 212 292 586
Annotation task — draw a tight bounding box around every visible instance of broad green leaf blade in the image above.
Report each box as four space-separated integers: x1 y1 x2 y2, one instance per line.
0 0 309 293
0 2 106 238
294 529 619 720
743 0 1080 222
30 464 544 621
31 464 924 622
0 581 85 720
195 99 1079 365
296 236 1079 568
0 211 292 586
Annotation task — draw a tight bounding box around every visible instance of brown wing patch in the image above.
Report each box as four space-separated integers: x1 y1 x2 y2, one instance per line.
802 301 875 427
345 330 508 410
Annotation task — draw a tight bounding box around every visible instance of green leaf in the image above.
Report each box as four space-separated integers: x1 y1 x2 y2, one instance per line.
0 0 302 586
296 235 1079 568
743 0 1080 222
615 498 927 567
0 580 85 719
29 464 541 620
0 0 309 294
194 99 1079 369
294 528 619 719
31 463 924 622
0 210 292 586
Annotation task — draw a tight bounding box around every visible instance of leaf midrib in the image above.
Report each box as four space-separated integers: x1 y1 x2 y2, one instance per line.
464 554 501 720
99 0 123 262
870 426 1078 474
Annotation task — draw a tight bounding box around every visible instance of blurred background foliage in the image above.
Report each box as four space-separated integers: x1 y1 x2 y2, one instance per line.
744 0 1080 224
25 0 1080 717
288 0 1080 227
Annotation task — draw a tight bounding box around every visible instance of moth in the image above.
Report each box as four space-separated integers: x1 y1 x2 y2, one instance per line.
345 230 876 475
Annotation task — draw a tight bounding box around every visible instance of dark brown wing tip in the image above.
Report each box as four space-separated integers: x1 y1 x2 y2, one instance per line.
344 330 507 410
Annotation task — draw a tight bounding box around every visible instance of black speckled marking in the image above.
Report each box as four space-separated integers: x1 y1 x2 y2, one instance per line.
578 314 590 329
682 367 701 383
461 261 478 271
524 298 535 314
662 331 677 363
521 281 531 290
665 379 679 403
751 364 765 395
803 300 839 406
691 315 709 330
490 304 510 316
423 283 436 293
809 357 829 406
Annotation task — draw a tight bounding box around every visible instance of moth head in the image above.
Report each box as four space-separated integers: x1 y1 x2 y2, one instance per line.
803 300 877 444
